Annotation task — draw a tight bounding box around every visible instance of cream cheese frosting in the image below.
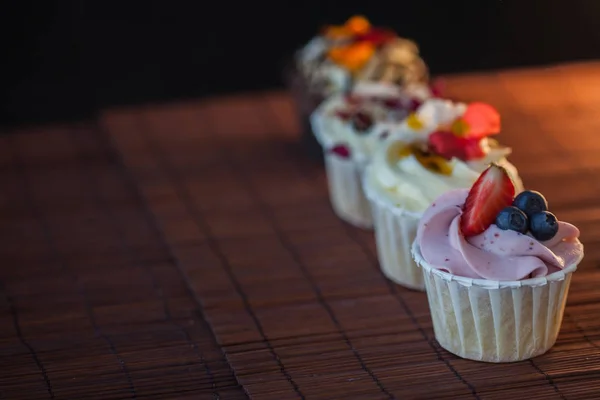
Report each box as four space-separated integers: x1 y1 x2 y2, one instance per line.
373 98 471 141
365 99 523 213
365 138 481 213
294 16 429 98
415 189 584 280
310 82 432 163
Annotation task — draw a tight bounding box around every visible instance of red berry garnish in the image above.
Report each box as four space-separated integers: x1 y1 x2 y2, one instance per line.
409 99 422 112
351 111 373 133
330 144 351 159
354 28 396 46
428 131 485 161
383 98 403 109
460 163 516 237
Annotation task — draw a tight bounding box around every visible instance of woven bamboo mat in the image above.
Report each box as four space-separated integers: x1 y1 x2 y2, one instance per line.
0 126 245 399
98 61 600 399
4 62 600 400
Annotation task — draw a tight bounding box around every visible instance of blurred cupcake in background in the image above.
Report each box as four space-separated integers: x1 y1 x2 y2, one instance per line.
285 15 429 160
310 81 431 228
355 36 428 88
362 98 523 289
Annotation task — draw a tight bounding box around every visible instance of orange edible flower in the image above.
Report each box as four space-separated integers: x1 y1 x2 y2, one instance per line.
322 15 396 71
329 43 375 72
346 16 371 35
327 41 375 72
324 15 371 39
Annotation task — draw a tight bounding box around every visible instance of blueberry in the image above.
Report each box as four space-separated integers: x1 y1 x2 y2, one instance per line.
495 206 529 234
529 211 559 241
513 190 548 217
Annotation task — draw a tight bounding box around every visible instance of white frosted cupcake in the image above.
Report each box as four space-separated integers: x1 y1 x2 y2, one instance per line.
412 164 584 362
288 15 429 161
363 98 523 289
295 15 428 100
311 82 431 228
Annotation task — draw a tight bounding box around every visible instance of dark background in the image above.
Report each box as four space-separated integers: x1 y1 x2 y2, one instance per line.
3 0 600 127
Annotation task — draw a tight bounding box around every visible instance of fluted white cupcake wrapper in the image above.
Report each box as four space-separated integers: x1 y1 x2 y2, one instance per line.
324 152 373 229
362 166 425 290
412 241 582 363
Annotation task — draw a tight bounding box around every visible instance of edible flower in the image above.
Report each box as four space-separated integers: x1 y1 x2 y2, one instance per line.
324 15 372 39
406 113 424 130
323 16 396 71
428 102 501 161
404 98 467 135
328 42 376 72
460 102 501 138
388 141 454 176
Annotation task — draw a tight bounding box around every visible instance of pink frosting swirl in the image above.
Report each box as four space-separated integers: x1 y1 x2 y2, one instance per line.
416 189 584 281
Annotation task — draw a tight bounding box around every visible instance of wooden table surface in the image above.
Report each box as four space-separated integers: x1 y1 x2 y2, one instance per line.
3 62 600 399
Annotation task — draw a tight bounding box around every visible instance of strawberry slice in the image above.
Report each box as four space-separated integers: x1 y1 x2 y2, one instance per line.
460 163 515 237
428 131 485 161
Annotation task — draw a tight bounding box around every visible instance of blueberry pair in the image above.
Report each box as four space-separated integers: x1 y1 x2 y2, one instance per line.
495 191 559 241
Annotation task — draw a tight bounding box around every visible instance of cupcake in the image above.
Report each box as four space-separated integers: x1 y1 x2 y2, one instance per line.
286 15 429 160
412 164 584 362
362 98 523 289
311 81 432 228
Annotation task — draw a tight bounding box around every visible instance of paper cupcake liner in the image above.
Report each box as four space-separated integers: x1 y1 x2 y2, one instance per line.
412 242 581 363
362 167 425 290
324 152 373 229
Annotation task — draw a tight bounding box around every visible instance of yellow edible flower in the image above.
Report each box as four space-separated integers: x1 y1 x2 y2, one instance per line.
388 142 453 176
406 113 424 130
415 152 454 175
451 118 470 137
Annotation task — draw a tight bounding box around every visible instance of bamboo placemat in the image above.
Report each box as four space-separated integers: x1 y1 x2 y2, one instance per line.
4 62 600 400
100 61 600 399
0 125 245 399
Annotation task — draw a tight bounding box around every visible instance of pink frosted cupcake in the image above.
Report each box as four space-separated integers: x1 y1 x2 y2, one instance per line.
412 164 584 362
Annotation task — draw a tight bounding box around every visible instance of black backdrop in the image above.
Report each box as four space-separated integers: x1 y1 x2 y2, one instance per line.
3 0 600 127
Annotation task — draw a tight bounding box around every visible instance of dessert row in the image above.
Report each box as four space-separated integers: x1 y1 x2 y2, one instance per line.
287 16 584 363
